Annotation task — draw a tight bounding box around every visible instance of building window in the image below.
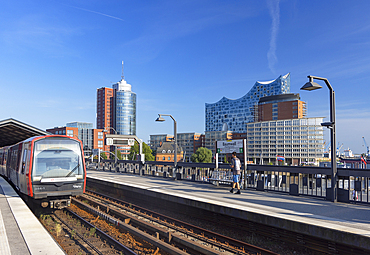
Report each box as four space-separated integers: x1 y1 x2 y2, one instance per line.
98 141 103 148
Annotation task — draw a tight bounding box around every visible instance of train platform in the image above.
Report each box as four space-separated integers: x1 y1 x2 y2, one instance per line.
87 170 370 252
0 177 65 255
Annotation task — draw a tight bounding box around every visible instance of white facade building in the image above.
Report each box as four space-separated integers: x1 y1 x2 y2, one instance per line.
246 117 324 165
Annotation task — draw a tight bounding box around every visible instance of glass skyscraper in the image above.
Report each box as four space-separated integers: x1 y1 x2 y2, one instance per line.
113 78 136 135
205 73 290 133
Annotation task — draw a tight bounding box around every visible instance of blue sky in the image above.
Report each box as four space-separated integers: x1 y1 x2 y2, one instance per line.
1 0 370 154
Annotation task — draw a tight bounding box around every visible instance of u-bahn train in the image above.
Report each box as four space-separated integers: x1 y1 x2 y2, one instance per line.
0 135 86 209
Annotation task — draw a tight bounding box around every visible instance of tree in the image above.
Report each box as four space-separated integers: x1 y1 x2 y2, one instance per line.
191 147 212 163
129 141 155 161
100 152 107 160
223 155 229 164
114 150 122 160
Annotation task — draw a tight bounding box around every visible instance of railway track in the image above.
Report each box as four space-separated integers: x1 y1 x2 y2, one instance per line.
72 190 278 255
51 209 136 255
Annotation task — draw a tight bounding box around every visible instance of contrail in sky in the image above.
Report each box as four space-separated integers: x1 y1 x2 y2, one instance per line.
65 4 124 22
267 0 280 74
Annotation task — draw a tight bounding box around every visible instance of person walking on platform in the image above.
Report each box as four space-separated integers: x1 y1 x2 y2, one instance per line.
230 152 241 194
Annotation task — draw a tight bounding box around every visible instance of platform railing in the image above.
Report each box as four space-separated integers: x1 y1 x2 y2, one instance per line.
86 159 370 205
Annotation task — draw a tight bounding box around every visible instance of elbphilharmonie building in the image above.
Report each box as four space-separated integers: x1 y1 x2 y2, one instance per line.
205 73 291 133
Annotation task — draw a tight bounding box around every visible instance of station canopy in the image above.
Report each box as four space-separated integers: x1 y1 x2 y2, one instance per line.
0 118 49 147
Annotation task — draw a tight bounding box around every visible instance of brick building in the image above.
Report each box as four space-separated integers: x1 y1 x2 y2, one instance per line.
257 93 306 121
46 124 107 157
96 87 114 131
155 142 184 162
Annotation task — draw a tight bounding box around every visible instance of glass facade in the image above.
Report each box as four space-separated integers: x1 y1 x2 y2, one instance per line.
66 122 93 129
114 90 136 135
67 122 94 156
205 73 290 133
108 76 137 136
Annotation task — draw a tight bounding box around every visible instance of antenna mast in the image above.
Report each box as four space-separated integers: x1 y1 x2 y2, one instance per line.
121 61 124 80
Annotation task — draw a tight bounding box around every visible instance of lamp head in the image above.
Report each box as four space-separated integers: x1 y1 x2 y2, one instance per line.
300 76 323 91
155 115 166 122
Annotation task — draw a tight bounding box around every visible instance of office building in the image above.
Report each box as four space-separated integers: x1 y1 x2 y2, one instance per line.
96 65 136 136
112 76 136 135
96 65 136 158
46 123 107 157
205 73 290 133
96 87 114 130
246 117 324 165
150 133 204 162
204 131 233 156
150 134 174 152
177 133 203 162
66 122 94 154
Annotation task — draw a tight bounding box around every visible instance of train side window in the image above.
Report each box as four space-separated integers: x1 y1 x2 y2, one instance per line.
25 149 31 175
21 149 27 174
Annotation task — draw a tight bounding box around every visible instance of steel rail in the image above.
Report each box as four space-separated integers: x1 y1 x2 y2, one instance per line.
84 189 279 255
65 208 137 255
52 212 104 255
71 197 191 255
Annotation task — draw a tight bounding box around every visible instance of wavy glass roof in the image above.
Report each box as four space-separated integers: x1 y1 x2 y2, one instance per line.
205 73 290 132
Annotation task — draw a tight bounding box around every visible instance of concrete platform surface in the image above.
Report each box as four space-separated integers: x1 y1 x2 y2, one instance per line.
0 177 65 255
87 170 370 251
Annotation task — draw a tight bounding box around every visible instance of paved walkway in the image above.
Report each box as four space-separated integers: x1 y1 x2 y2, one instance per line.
0 177 65 255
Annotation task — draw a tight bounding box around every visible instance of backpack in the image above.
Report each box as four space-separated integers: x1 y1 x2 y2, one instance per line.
234 158 241 170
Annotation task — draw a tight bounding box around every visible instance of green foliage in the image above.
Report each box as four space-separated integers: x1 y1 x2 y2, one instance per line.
70 229 76 239
55 223 62 237
223 155 229 164
191 147 212 163
129 142 155 161
100 152 107 159
89 228 96 237
114 150 122 160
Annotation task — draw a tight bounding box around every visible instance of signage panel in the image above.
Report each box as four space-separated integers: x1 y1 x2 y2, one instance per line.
216 140 244 154
106 138 113 145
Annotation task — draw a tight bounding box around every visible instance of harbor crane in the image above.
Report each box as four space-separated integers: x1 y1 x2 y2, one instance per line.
336 142 343 157
363 137 369 157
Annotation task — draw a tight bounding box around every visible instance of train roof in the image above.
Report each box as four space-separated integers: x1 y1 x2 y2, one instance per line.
0 118 49 147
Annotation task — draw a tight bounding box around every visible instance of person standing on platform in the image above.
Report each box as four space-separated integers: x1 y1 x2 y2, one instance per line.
230 152 241 194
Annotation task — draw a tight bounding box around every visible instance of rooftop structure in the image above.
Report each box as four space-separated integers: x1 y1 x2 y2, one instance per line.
205 73 290 133
155 142 184 162
257 93 307 121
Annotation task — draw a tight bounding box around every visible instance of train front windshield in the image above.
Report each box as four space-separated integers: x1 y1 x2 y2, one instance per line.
32 138 84 180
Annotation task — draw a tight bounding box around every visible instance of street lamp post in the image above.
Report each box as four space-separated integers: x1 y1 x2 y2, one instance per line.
301 75 337 202
155 114 177 173
104 127 119 164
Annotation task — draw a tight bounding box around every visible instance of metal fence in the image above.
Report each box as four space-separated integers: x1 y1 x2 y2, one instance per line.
86 159 370 205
